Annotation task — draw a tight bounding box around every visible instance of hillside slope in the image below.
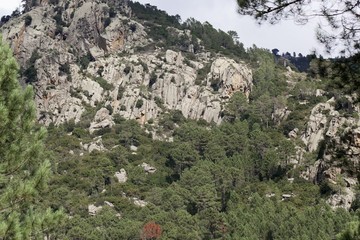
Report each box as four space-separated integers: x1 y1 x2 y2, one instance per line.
1 0 359 239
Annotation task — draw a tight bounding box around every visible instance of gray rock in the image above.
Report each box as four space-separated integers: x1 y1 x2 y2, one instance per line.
114 169 128 183
326 188 355 209
132 198 148 207
140 163 156 174
88 204 102 216
288 128 299 139
130 145 138 152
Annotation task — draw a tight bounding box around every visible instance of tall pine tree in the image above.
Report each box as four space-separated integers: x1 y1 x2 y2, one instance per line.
0 39 63 239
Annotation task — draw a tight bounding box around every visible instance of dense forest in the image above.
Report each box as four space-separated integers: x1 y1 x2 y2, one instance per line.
0 0 359 239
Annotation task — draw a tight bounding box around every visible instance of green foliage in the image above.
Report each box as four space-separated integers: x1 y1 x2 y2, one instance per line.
0 39 63 239
42 107 356 239
149 71 157 88
130 1 247 59
77 52 95 70
196 63 211 85
58 62 70 76
184 18 247 58
94 77 114 91
337 221 360 240
12 2 360 238
104 17 111 28
24 49 41 83
129 2 181 29
136 98 144 108
24 15 32 26
117 86 125 100
123 65 131 74
139 60 149 73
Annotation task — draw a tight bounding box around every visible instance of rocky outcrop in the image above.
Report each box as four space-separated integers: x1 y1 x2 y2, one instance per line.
88 201 116 215
299 96 360 209
132 198 148 207
114 169 128 183
1 1 253 128
327 188 356 209
301 98 335 152
209 58 252 99
88 204 102 216
81 137 106 153
89 108 114 133
140 163 156 174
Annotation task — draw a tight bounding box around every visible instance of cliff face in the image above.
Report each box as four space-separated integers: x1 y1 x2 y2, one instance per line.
298 96 360 209
1 0 253 128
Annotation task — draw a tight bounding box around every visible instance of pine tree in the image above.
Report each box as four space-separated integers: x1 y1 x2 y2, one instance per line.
0 39 63 239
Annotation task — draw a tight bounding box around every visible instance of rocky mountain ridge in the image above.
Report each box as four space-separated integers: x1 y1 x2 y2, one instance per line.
1 0 253 129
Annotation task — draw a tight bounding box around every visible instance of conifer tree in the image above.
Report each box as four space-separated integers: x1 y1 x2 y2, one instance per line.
0 39 63 239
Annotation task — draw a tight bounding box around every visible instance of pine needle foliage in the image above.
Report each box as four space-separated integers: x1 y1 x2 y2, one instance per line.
0 39 63 240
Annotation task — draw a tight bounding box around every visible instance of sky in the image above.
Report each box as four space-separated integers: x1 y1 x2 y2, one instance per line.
1 0 324 55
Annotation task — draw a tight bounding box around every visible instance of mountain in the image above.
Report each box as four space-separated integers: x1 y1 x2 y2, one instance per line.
1 0 359 239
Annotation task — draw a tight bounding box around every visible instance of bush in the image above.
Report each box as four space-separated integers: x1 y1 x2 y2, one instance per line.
104 17 111 28
93 77 114 91
139 60 149 73
97 66 104 77
77 52 95 70
24 49 41 83
49 0 59 5
106 104 113 115
135 99 144 108
123 66 131 75
210 78 221 91
24 15 32 27
55 25 63 36
117 86 125 100
130 23 137 32
149 71 157 88
59 63 71 75
109 7 116 18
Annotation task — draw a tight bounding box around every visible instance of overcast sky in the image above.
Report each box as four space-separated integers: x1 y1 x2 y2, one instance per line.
1 0 324 55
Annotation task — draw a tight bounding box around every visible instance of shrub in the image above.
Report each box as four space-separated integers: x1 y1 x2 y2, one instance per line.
154 96 164 108
24 15 32 27
130 23 137 32
24 49 41 83
135 99 144 108
94 77 114 91
139 60 149 73
59 62 71 75
210 78 221 92
117 86 125 100
49 0 59 5
54 25 63 36
149 71 157 88
109 7 116 18
123 66 131 74
106 104 113 115
77 52 95 70
104 17 111 28
97 66 104 76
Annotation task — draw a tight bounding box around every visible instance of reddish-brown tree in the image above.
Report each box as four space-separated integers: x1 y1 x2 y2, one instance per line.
141 221 162 240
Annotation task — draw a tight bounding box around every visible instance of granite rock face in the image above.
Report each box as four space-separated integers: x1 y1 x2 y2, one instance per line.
298 97 360 209
1 0 253 128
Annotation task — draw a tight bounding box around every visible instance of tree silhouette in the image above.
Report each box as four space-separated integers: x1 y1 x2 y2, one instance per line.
237 0 360 54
